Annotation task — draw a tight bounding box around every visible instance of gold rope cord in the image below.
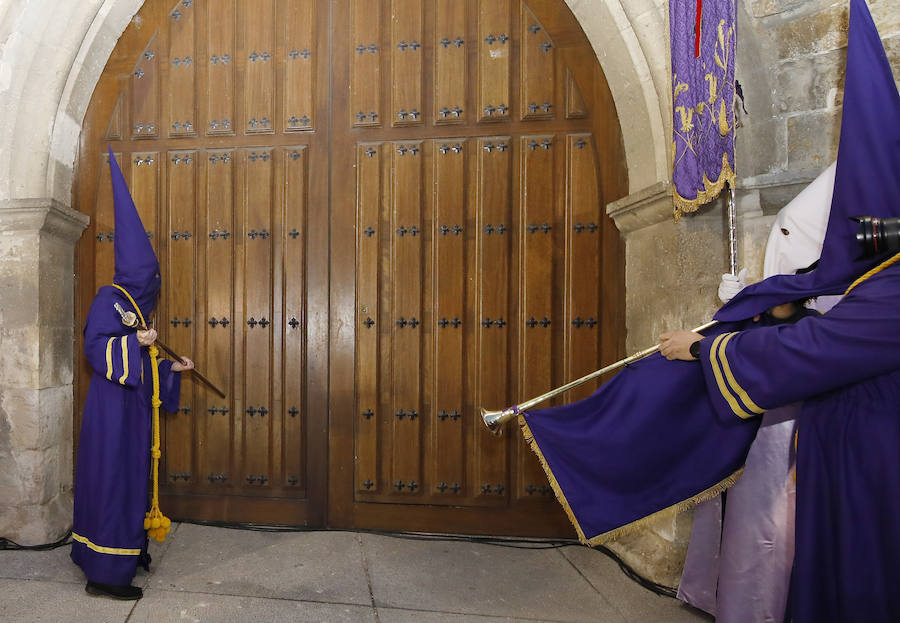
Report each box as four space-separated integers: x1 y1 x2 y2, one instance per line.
109 284 171 541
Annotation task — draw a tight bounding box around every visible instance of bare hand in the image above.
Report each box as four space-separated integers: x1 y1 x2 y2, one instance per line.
171 357 194 373
659 331 702 361
137 328 158 346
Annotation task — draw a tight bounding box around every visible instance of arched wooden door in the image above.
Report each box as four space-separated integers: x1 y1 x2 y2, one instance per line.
74 0 626 537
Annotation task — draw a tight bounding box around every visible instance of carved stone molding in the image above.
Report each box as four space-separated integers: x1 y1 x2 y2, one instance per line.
0 199 91 242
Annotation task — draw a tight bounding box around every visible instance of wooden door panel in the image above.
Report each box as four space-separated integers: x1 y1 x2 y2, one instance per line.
473 136 513 501
388 140 424 497
516 134 557 501
167 0 197 137
241 0 276 135
131 36 160 139
430 138 467 501
163 150 197 487
94 154 117 290
239 148 275 486
280 146 309 492
349 0 383 128
282 1 317 132
433 1 467 125
205 0 237 135
390 0 424 127
565 134 602 402
201 149 235 489
477 0 512 123
520 5 555 121
355 142 384 496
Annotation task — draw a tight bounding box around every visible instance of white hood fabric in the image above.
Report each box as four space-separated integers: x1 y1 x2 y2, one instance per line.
763 162 837 278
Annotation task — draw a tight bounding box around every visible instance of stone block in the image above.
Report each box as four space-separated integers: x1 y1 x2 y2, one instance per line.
0 327 40 388
0 386 70 451
0 491 72 546
605 510 693 588
736 116 788 177
38 326 74 388
787 107 842 170
748 0 809 19
773 47 845 114
774 4 848 60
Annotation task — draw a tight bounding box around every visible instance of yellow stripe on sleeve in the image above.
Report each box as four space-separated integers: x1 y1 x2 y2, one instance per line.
119 334 130 384
717 333 766 417
105 337 115 381
708 333 755 419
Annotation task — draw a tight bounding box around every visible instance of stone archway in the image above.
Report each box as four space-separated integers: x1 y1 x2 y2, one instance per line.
0 0 670 544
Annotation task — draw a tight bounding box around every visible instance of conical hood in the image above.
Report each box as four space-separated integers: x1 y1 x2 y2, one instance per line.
716 0 900 321
109 145 161 318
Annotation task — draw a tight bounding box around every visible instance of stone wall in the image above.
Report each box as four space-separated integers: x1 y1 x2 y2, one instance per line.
0 201 88 544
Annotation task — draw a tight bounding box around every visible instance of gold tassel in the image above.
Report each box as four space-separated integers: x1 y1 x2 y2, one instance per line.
143 344 171 542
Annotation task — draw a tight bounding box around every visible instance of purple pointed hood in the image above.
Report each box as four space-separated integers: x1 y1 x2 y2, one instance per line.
109 146 161 319
716 0 900 322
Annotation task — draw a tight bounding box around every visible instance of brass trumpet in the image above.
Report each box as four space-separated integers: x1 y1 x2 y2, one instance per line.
480 320 718 434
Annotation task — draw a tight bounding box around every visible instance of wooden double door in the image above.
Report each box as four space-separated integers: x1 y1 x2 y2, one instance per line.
75 0 626 537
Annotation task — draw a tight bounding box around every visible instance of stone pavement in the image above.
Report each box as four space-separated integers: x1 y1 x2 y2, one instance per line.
0 523 712 622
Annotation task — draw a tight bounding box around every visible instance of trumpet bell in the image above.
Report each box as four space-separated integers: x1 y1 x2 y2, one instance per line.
480 407 518 435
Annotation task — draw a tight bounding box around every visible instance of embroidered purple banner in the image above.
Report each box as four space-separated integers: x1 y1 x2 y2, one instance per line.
671 0 736 217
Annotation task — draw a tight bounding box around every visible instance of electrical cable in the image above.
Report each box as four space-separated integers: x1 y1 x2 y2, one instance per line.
0 531 72 551
1 521 678 598
176 519 679 597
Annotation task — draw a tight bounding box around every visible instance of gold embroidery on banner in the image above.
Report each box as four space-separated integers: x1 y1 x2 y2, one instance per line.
673 152 736 220
71 532 140 556
709 333 754 419
119 334 129 384
105 337 115 380
717 333 766 416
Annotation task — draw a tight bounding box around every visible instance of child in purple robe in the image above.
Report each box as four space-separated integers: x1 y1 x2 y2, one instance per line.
71 148 193 600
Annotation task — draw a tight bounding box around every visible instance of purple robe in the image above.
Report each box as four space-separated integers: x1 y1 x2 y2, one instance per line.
698 255 900 622
70 286 180 586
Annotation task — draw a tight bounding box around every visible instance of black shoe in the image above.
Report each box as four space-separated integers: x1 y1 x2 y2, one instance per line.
85 581 143 600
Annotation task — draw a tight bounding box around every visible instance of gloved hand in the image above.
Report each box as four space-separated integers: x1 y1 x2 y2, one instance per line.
718 267 747 303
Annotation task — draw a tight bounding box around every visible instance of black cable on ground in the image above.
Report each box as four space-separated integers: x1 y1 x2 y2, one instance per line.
176 519 679 597
0 531 72 551
1 521 679 599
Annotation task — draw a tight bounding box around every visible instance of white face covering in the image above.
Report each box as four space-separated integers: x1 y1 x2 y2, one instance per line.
763 162 837 279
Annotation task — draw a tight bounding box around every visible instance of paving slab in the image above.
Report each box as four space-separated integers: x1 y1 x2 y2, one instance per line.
128 589 376 623
0 578 135 623
378 608 517 622
147 524 372 605
560 546 712 623
361 534 626 623
0 544 83 584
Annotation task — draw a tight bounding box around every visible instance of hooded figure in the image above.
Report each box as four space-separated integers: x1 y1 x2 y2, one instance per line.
71 148 191 600
677 162 836 621
663 1 900 619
